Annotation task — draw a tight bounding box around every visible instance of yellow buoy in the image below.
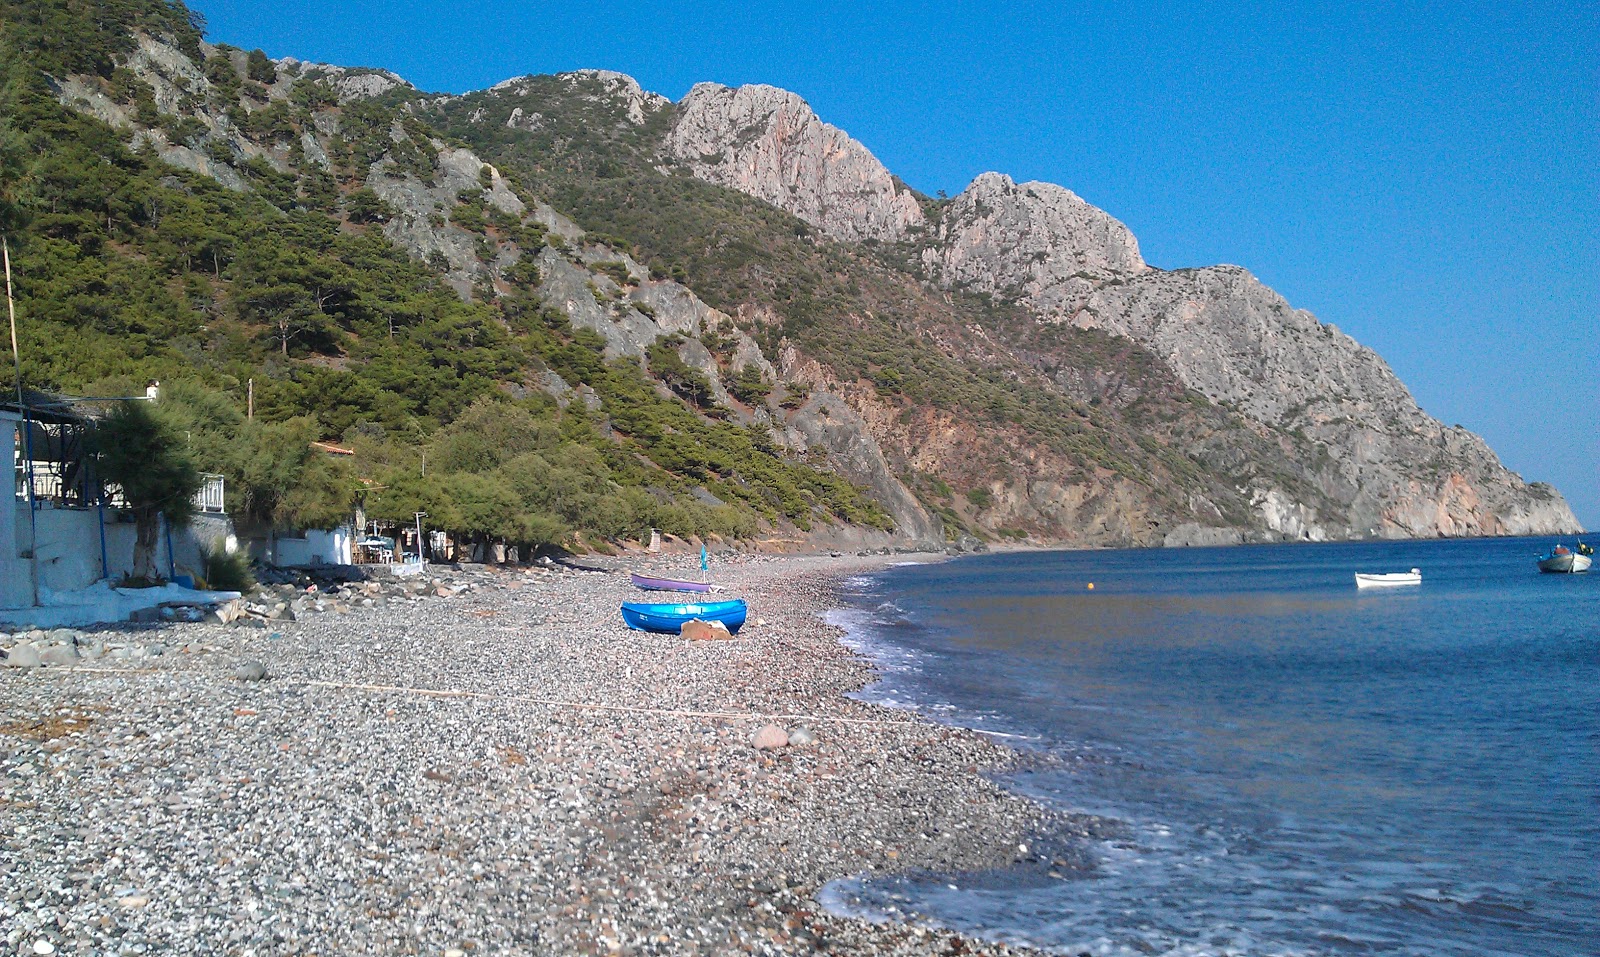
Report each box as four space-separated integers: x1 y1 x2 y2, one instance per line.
1087 582 1095 590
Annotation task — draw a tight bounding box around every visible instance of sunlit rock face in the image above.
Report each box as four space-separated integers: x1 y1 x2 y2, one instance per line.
664 82 925 243
922 171 1149 312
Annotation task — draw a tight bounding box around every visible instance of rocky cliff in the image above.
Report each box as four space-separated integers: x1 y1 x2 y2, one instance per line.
1075 266 1577 536
646 79 1580 539
921 172 1149 309
663 83 925 244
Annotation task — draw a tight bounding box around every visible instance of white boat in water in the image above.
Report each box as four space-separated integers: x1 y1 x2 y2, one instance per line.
1536 543 1592 574
1355 568 1421 588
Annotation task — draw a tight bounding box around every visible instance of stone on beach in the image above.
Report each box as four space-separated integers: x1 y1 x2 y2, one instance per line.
233 660 268 681
4 642 42 668
680 618 733 641
788 726 817 747
752 723 789 750
39 643 80 666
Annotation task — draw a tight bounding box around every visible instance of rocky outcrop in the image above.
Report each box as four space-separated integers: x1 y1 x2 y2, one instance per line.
1081 266 1581 536
372 148 531 294
490 70 669 126
779 393 942 544
277 59 414 103
922 172 1148 311
1079 266 1409 429
663 83 924 243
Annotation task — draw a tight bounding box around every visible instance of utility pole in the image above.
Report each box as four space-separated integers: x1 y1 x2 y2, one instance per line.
3 237 17 408
414 511 427 564
5 235 39 607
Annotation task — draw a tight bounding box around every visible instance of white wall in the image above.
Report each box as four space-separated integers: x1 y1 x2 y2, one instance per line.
1 402 239 606
1 413 31 608
266 525 353 567
2 504 232 606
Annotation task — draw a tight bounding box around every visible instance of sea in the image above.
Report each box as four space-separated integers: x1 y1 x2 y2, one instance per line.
817 538 1599 957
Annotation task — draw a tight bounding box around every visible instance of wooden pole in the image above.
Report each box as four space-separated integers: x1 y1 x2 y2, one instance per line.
5 235 39 605
4 236 18 410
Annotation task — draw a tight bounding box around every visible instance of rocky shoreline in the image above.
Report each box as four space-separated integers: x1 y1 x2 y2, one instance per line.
2 553 1063 955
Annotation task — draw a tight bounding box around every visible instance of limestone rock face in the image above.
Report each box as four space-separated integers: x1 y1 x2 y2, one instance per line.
1079 266 1404 428
663 83 924 243
1080 265 1582 536
923 172 1149 312
778 393 943 545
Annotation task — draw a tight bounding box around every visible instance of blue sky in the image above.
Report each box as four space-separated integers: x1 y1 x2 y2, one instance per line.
195 0 1598 528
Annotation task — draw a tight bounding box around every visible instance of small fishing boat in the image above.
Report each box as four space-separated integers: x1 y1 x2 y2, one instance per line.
629 571 712 593
1537 543 1592 574
620 598 748 634
1355 568 1421 588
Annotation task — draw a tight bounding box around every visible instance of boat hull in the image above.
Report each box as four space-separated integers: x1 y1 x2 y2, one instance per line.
620 598 748 634
1537 553 1592 574
630 572 712 593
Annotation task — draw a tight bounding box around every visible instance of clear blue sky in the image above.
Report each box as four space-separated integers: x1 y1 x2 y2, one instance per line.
195 0 1599 528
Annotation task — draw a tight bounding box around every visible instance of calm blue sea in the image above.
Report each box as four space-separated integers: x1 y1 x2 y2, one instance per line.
819 538 1599 957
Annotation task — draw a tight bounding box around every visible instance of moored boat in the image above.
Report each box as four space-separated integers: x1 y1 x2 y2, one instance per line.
1355 568 1421 588
1537 543 1592 574
620 598 748 634
629 571 712 593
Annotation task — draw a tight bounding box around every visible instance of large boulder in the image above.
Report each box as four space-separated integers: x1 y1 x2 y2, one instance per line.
680 619 734 641
751 724 789 750
3 643 42 668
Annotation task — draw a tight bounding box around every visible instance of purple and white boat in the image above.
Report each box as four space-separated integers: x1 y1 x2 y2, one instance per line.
630 571 712 593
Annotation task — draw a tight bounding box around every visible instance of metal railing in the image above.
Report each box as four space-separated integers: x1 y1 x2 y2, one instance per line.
194 473 225 513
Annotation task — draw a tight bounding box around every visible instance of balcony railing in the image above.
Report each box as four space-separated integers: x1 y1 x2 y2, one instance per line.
194 473 226 513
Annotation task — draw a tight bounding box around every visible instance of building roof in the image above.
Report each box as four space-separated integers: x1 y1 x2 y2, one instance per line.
311 441 356 456
0 388 93 425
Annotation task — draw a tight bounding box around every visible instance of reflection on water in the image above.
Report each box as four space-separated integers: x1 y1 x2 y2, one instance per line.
824 538 1600 957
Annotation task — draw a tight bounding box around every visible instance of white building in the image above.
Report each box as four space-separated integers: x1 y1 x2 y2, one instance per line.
3 396 231 614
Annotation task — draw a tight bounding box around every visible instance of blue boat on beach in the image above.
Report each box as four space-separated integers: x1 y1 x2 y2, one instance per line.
620 598 748 634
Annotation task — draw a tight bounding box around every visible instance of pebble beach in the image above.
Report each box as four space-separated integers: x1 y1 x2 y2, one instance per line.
2 553 1060 956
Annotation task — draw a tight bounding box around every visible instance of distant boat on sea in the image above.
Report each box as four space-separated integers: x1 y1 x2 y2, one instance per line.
1355 568 1421 588
1536 542 1592 574
630 571 712 593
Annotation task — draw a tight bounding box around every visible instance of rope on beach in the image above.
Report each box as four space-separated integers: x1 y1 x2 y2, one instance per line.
53 666 930 728
300 678 928 728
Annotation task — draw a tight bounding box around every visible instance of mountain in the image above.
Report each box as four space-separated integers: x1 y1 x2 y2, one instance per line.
0 1 894 552
630 80 1579 541
2 0 1579 555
